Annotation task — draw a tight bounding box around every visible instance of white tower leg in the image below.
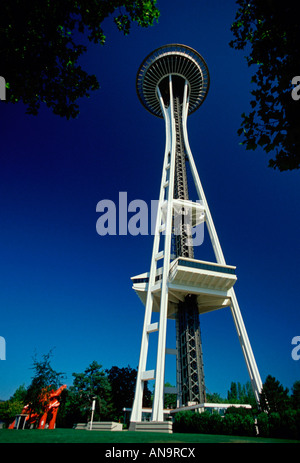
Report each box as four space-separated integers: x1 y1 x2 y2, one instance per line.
151 78 177 422
130 80 176 423
182 84 263 402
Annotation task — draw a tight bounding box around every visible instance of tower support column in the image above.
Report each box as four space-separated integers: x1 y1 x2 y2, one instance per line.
151 77 177 422
130 80 177 423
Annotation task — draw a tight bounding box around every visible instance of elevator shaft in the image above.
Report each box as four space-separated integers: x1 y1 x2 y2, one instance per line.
172 95 206 406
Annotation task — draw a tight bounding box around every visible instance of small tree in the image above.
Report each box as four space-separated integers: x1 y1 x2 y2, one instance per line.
227 382 238 403
70 361 113 422
227 381 256 407
25 351 65 419
0 394 25 428
260 375 290 414
106 365 152 421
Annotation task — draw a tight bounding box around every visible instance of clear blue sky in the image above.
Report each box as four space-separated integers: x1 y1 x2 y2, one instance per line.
1 0 299 401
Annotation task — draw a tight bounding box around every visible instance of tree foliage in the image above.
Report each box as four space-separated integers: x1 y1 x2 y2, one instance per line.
260 375 290 414
206 391 224 403
230 0 300 170
3 350 300 439
25 351 65 416
291 381 300 410
0 385 27 427
173 409 256 436
0 0 160 119
227 381 256 407
69 360 113 421
106 365 152 420
163 382 177 410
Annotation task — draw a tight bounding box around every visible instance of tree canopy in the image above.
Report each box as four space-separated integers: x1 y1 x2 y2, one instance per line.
260 375 290 414
25 351 65 416
230 0 300 171
107 365 151 418
227 381 256 407
0 0 160 118
1 353 300 436
70 360 113 421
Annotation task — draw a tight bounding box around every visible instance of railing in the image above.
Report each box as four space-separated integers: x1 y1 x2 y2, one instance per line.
132 258 236 286
169 257 236 281
177 258 236 275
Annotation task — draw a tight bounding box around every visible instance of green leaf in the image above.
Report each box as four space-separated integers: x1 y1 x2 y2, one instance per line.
246 139 257 150
258 134 270 146
0 0 160 119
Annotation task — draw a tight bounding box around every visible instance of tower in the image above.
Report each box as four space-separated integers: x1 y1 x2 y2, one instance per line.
130 44 262 427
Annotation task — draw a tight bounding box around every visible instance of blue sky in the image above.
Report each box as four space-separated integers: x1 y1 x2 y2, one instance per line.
0 0 299 401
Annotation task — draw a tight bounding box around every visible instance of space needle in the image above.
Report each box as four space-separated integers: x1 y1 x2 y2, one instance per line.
129 44 262 430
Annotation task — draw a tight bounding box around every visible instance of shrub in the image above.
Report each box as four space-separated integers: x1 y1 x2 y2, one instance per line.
268 412 281 438
173 411 213 434
173 409 256 436
193 411 211 434
208 413 223 434
173 411 195 433
241 414 257 436
225 406 252 416
257 412 269 437
280 410 298 439
269 410 300 440
257 410 300 440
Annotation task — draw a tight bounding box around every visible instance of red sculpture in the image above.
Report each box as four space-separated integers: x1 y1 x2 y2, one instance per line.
9 385 67 429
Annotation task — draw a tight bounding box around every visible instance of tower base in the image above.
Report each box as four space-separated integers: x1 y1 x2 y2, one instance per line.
129 421 173 433
74 421 123 431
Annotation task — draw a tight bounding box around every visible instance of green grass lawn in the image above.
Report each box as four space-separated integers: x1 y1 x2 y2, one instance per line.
0 429 298 444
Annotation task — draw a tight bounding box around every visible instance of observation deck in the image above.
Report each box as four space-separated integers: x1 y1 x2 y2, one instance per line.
136 44 210 118
131 257 237 318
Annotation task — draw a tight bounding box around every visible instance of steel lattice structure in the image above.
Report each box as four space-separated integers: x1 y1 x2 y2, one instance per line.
130 44 262 427
172 92 206 406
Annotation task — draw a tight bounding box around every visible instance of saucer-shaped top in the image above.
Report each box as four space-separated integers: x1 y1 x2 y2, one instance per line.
136 44 210 118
